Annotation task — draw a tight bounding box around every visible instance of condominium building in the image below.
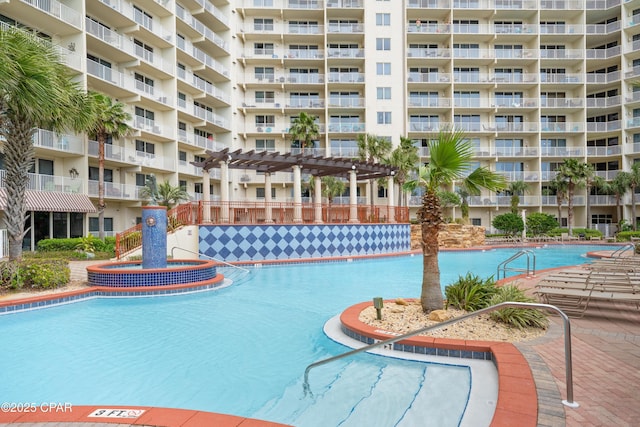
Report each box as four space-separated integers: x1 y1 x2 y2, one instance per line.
0 0 639 249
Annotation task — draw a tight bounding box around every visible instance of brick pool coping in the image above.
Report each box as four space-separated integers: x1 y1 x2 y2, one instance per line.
0 405 290 426
340 301 538 427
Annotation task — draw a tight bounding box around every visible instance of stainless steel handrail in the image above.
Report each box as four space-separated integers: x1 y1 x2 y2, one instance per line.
497 249 536 278
303 302 579 408
611 243 634 258
170 247 250 275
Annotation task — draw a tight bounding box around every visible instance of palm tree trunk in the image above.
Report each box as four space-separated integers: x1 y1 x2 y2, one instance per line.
98 135 106 239
567 184 574 235
585 184 591 230
632 184 637 231
419 191 444 312
2 119 36 261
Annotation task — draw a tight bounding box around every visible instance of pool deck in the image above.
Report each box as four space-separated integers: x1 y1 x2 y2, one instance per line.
2 252 640 427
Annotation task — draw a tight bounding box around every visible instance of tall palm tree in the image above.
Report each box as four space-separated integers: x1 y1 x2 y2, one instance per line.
357 133 392 215
0 28 92 261
507 180 528 215
386 136 419 207
611 171 631 229
555 158 591 235
627 162 640 230
139 178 190 209
85 92 132 239
582 163 596 229
550 176 567 226
404 129 506 313
289 112 319 152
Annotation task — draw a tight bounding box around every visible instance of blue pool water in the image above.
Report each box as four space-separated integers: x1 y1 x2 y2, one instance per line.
0 245 610 426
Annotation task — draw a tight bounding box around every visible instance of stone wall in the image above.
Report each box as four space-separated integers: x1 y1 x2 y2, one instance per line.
410 223 486 250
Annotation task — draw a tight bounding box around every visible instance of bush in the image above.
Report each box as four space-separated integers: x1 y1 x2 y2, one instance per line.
615 231 640 242
0 259 70 290
492 213 524 236
445 273 498 312
488 285 549 329
526 213 557 236
37 236 115 253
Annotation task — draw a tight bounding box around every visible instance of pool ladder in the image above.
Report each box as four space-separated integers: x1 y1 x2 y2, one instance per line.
611 243 635 258
170 247 251 284
496 249 536 279
303 302 579 409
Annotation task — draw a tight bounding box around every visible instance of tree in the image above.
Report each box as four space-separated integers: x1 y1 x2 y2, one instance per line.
357 133 392 215
550 176 568 227
526 212 558 236
139 178 190 209
85 92 132 239
437 190 461 222
610 172 631 229
555 158 591 235
0 28 92 261
404 128 506 313
309 176 346 221
288 112 319 151
455 186 471 223
492 213 524 236
507 180 528 215
582 163 596 230
386 137 419 207
627 163 640 230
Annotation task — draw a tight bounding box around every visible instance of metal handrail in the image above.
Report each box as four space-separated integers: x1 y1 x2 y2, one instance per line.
303 302 579 408
611 243 634 258
496 249 536 279
170 247 250 275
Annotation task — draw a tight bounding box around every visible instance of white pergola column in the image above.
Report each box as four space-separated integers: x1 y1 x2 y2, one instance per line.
313 175 323 223
220 159 229 223
202 168 211 223
349 168 358 223
264 172 274 223
387 173 395 223
293 165 303 223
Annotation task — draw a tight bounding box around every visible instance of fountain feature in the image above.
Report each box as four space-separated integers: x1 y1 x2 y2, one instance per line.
87 206 219 288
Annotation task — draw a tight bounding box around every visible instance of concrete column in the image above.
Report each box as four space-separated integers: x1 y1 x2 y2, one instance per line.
293 165 303 223
202 169 211 223
220 160 229 223
264 172 273 223
387 174 395 223
349 169 358 223
314 175 323 223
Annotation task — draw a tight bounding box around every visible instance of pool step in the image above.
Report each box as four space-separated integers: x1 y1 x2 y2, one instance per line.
254 360 467 427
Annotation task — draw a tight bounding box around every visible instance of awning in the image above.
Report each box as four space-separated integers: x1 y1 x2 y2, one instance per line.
0 189 97 213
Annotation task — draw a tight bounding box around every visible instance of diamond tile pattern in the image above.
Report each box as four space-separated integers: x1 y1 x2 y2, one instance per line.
199 224 410 262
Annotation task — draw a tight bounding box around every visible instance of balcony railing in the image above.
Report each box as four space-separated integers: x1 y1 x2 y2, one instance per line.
32 129 83 154
24 0 82 28
0 170 83 194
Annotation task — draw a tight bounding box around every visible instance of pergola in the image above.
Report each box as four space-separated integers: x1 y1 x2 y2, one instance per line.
192 148 399 223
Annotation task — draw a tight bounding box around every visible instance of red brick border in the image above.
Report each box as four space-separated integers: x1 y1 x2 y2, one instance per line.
340 301 538 427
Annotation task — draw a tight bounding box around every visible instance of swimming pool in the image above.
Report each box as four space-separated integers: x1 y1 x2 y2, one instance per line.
0 245 610 426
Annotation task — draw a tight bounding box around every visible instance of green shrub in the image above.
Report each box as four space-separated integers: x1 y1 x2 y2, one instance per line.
615 231 640 242
37 236 115 253
445 273 498 312
492 213 524 236
0 259 70 290
526 213 558 236
488 285 549 329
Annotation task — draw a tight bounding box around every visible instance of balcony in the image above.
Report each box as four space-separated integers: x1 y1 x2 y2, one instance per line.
327 98 365 108
87 180 141 200
408 98 451 108
178 38 230 79
177 130 226 151
585 121 622 132
407 48 450 59
23 0 82 29
88 140 175 171
327 123 366 133
541 98 584 108
327 23 364 33
0 170 83 194
286 24 323 35
192 106 230 130
178 160 203 176
327 48 364 59
327 0 363 7
285 49 324 59
586 146 622 156
287 0 323 9
408 72 450 83
585 46 621 60
287 73 325 84
32 129 83 155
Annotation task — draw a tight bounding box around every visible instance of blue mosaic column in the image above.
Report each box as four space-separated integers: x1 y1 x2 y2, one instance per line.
142 206 167 269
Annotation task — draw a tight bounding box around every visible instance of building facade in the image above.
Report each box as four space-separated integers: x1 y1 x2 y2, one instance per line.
1 0 639 248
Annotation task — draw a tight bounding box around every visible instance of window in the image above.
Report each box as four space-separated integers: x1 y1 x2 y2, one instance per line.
133 5 152 28
376 13 390 26
178 151 187 162
376 38 391 51
256 139 275 151
135 139 155 155
133 38 153 61
254 42 274 55
89 217 113 233
377 87 391 100
90 167 113 182
255 91 275 103
136 173 153 186
471 218 481 226
134 72 154 94
179 180 187 191
255 67 275 80
254 18 274 31
256 187 276 199
377 111 392 124
376 62 391 75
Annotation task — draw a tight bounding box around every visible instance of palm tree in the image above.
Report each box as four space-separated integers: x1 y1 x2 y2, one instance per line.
289 112 319 152
309 176 346 221
85 92 132 239
405 129 506 313
555 158 591 235
627 163 640 230
507 180 528 215
582 164 596 229
611 172 631 229
550 176 567 227
139 178 190 209
0 28 93 261
386 136 419 207
357 133 392 216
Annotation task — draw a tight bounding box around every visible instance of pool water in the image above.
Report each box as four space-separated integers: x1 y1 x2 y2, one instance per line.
0 245 609 426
